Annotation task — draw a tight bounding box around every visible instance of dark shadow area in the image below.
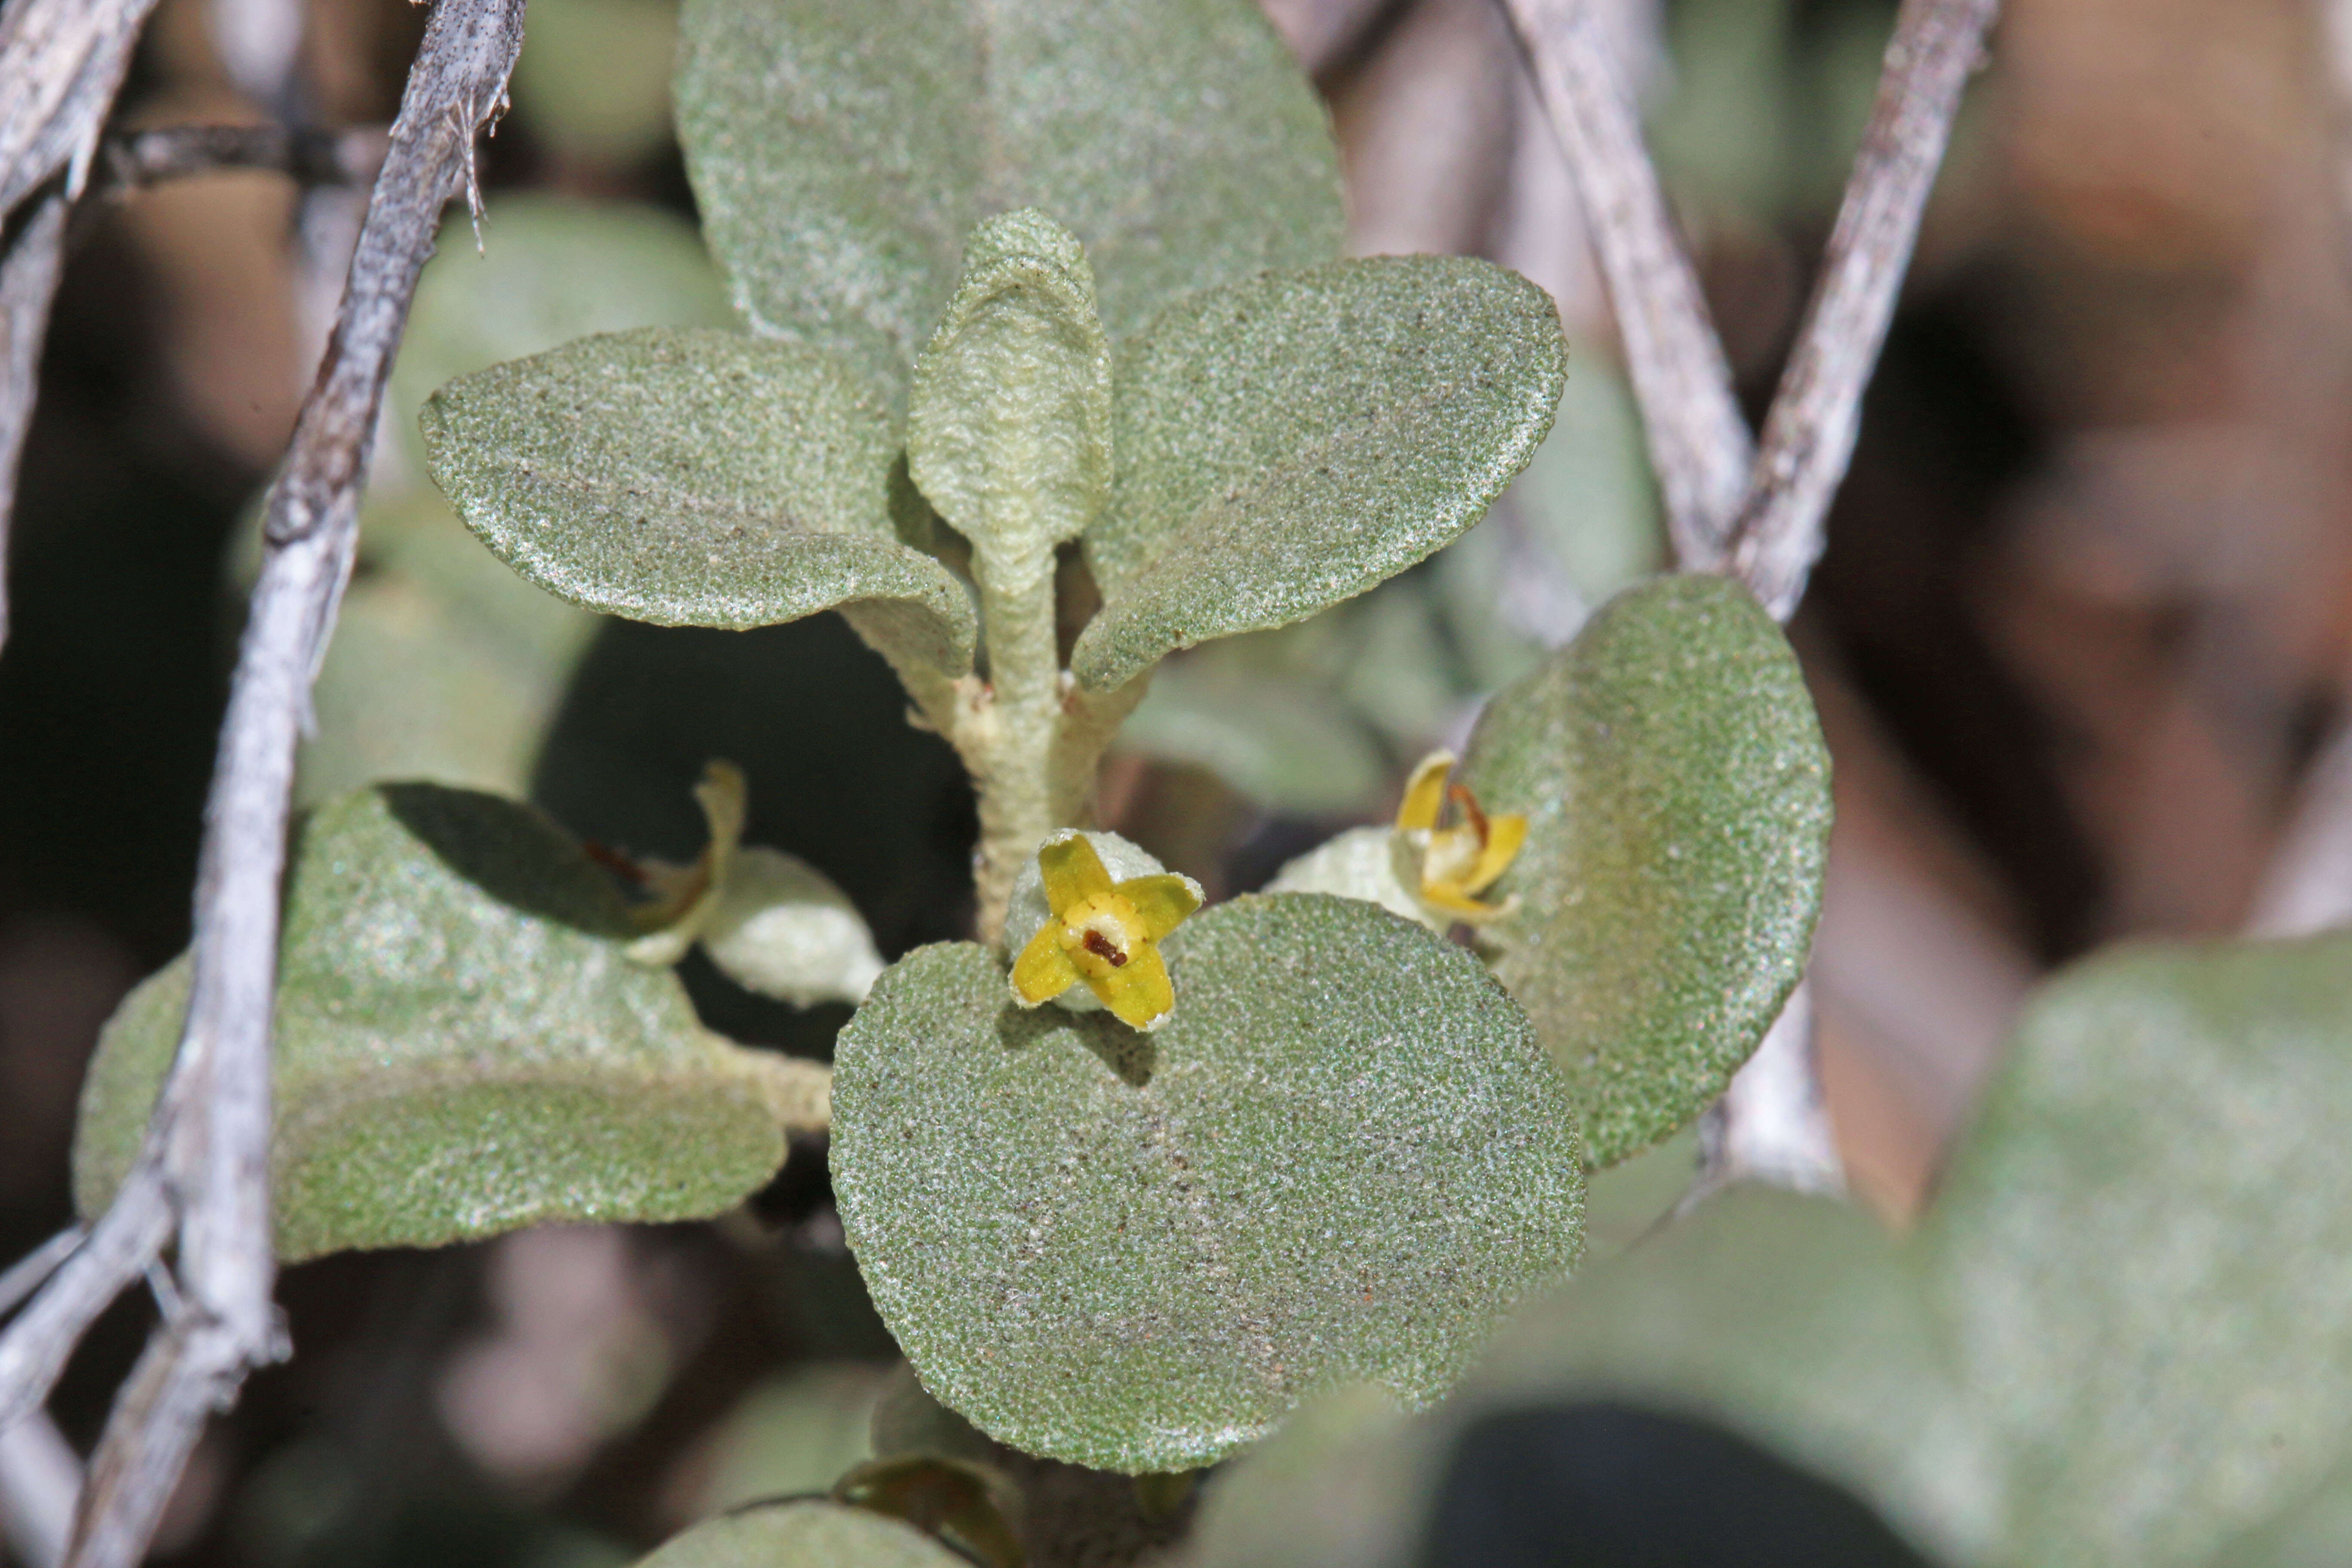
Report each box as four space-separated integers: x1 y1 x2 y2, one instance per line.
534 613 976 957
995 1001 1157 1088
532 612 977 1057
378 783 636 937
1421 1403 1940 1568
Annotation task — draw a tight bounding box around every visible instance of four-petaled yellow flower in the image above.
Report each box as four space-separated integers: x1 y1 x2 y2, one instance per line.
1011 835 1202 1031
1396 750 1527 923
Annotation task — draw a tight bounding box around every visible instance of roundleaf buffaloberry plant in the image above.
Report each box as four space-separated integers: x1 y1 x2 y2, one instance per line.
33 0 2352 1564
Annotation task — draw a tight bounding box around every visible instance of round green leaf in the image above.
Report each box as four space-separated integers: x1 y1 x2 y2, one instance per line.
420 327 974 671
1073 257 1567 692
631 1499 967 1568
1921 931 2352 1568
74 784 793 1261
1462 573 1831 1168
831 892 1586 1473
674 0 1342 385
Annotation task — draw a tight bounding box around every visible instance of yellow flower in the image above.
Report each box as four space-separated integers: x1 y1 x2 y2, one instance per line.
1395 750 1527 924
1011 834 1202 1031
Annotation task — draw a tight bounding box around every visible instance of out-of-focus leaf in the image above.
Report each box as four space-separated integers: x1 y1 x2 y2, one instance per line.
673 0 1342 386
420 328 974 671
511 0 681 166
830 893 1585 1473
1427 352 1666 687
1333 576 1470 753
300 493 601 803
392 197 732 466
1188 1189 1994 1568
74 785 794 1261
1923 932 2352 1568
2208 1465 2352 1568
1185 1384 1419 1568
681 1364 886 1518
1463 574 1831 1168
1497 355 1664 606
630 1499 968 1568
1117 654 1388 816
906 210 1111 578
1073 257 1566 692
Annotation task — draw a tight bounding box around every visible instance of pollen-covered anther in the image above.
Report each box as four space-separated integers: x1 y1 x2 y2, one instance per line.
1011 836 1201 1031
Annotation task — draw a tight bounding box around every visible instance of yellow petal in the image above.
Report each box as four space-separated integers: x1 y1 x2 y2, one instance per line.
1419 883 1516 925
1396 751 1455 833
1012 923 1084 1004
1116 874 1201 941
1090 942 1175 1030
1463 812 1528 895
1038 833 1115 916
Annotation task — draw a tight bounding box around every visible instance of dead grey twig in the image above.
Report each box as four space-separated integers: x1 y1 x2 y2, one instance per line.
0 0 162 216
1493 0 1751 566
0 1229 83 1323
0 193 66 659
0 1410 80 1568
0 0 525 1559
2251 0 2352 939
93 123 391 198
0 0 171 660
1724 0 2000 617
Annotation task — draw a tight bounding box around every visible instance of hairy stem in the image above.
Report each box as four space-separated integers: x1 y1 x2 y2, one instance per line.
968 546 1065 945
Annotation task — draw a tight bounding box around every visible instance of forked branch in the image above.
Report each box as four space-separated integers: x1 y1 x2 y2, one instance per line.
1494 0 1751 565
1498 0 2001 1188
1725 0 1999 617
0 0 526 1560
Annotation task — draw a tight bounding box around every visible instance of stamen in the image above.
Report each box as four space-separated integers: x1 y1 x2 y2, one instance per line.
1081 929 1129 967
1449 783 1491 846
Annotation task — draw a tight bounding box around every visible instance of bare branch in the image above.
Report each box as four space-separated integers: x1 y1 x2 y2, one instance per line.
0 0 163 215
1724 0 1998 619
0 0 173 659
92 123 390 199
2250 720 2352 936
0 190 66 659
1494 0 1752 565
2248 0 2352 938
1682 980 1841 1210
0 1230 82 1324
0 1183 172 1430
0 0 523 1560
0 1410 81 1568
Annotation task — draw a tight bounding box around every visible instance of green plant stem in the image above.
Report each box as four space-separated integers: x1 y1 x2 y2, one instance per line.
967 546 1065 945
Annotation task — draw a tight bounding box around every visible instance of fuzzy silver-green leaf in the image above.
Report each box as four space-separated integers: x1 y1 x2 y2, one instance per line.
631 1499 967 1568
1924 931 2352 1568
74 784 791 1262
420 327 974 670
1073 257 1568 691
1187 1189 1993 1568
1463 573 1831 1168
907 209 1111 580
830 892 1585 1474
673 0 1342 385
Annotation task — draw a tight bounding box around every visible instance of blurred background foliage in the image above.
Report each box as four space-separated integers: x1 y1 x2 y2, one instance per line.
3 0 2350 1562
